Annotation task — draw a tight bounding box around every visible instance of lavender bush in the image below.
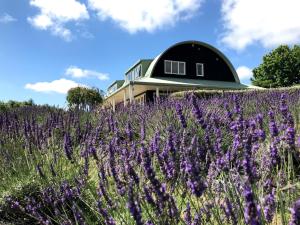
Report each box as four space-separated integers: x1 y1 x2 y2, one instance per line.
0 88 300 224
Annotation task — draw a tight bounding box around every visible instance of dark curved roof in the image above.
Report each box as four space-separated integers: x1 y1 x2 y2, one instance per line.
144 40 240 83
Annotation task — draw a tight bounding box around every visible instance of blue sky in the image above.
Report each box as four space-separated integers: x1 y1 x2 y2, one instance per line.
1 0 299 106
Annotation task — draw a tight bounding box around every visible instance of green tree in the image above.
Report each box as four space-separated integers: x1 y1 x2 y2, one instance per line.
66 87 103 111
251 45 300 88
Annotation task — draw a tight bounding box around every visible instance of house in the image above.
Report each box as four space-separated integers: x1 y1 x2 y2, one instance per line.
104 40 248 109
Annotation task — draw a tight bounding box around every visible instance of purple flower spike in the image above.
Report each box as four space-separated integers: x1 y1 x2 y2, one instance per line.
126 122 133 142
184 203 192 225
268 111 279 137
63 132 73 162
223 198 237 225
97 200 116 225
72 204 86 225
289 199 300 225
280 94 288 115
127 183 143 225
175 102 187 128
243 185 261 225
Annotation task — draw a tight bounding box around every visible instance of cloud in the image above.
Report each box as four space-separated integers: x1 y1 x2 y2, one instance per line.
28 0 89 41
236 66 253 81
88 0 204 33
0 13 17 23
65 66 109 80
25 78 86 94
221 0 300 50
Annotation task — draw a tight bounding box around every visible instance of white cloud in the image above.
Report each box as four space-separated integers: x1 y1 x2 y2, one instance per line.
0 13 17 23
65 66 109 80
88 0 204 33
221 0 300 50
28 0 89 41
236 66 253 81
25 78 86 94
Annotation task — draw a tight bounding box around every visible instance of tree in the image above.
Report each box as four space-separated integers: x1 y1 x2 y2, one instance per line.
251 45 300 88
66 87 103 111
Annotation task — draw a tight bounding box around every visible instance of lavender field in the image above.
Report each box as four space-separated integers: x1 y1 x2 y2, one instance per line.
0 89 300 225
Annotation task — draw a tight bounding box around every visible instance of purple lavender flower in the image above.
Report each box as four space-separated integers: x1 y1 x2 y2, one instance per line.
192 213 201 225
280 94 288 115
141 118 146 141
108 141 126 195
125 159 140 185
223 198 237 225
183 135 207 197
150 129 160 156
269 143 280 168
256 114 266 141
233 95 243 119
127 183 143 225
268 111 279 137
184 203 192 225
88 145 98 161
167 195 179 222
72 204 86 225
126 122 133 142
63 132 73 162
144 186 156 207
263 190 276 222
141 144 169 211
243 135 258 184
175 102 187 128
243 185 261 225
286 126 296 148
97 200 116 225
297 136 300 148
191 95 207 129
289 198 300 225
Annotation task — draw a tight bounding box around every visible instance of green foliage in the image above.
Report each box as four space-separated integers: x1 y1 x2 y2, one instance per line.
252 45 300 88
0 99 34 111
66 87 103 111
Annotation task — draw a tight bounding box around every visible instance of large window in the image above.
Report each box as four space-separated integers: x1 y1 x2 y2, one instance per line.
196 63 204 76
164 60 185 75
126 64 142 82
108 83 118 94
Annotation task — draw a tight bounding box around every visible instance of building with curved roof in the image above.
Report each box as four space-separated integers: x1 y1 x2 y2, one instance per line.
105 40 249 109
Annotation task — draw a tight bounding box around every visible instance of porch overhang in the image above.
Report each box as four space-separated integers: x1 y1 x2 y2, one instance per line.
104 77 249 106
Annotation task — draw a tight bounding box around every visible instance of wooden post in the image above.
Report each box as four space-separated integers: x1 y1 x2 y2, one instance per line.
129 84 134 104
156 87 159 101
123 90 127 107
112 98 115 112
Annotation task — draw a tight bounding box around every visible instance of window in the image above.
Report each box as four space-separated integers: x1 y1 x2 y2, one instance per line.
172 61 178 74
164 60 185 75
165 61 172 74
196 63 204 76
108 83 118 94
126 64 142 82
179 62 185 75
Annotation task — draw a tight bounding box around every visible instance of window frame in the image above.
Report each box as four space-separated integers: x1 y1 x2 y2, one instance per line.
164 60 186 75
164 60 172 74
196 63 204 77
126 64 142 82
178 61 186 75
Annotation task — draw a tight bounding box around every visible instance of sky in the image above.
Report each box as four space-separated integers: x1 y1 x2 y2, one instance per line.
0 0 300 106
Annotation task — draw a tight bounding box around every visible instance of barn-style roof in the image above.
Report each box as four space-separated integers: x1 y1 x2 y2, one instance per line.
143 40 240 83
